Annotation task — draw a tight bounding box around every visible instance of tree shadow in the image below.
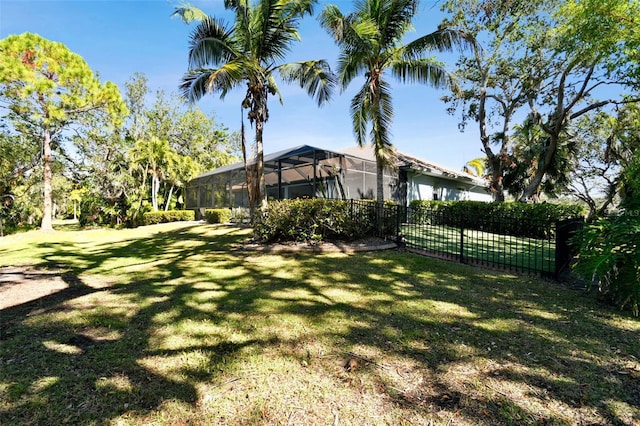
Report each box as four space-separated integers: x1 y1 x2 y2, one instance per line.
1 223 638 425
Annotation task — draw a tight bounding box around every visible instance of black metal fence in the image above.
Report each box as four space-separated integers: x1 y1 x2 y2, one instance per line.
365 202 584 280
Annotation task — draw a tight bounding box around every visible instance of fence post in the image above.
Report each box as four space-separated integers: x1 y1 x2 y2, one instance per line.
459 213 465 264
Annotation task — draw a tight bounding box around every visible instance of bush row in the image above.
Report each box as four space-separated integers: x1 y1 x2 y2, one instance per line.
142 210 195 225
408 200 585 239
253 199 388 243
204 208 232 224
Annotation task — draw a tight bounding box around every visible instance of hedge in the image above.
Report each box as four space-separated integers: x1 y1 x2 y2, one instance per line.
142 210 195 225
254 199 388 243
204 208 232 224
408 200 586 239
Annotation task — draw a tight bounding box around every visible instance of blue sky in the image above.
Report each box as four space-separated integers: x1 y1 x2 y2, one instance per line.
0 0 485 171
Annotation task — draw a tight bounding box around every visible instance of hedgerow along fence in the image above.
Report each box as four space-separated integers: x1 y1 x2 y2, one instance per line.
350 200 584 280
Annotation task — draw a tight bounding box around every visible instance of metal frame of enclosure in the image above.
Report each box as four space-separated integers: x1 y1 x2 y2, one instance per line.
186 145 399 215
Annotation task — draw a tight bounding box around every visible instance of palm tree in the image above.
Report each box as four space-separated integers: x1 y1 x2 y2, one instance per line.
463 157 486 177
176 0 335 216
320 0 469 205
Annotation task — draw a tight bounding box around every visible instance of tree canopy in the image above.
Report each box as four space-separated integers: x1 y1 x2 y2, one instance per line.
0 32 128 231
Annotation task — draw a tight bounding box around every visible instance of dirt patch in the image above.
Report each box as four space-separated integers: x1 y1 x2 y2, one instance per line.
0 265 93 312
0 266 77 310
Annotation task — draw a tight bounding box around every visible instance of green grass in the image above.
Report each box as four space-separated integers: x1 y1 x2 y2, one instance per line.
403 224 555 273
1 223 639 425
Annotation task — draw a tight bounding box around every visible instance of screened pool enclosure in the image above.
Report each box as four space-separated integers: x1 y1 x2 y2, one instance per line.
186 145 399 217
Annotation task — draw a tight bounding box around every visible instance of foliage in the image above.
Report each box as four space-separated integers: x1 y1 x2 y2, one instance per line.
572 136 640 316
565 104 640 219
142 210 195 225
69 73 238 228
253 199 380 243
0 33 128 231
573 212 640 316
177 0 335 215
320 0 467 204
204 208 232 224
441 0 550 201
409 200 585 238
517 0 640 200
442 0 640 202
78 190 132 227
462 157 486 177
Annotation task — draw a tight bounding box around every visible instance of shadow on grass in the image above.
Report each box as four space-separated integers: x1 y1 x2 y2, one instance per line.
1 223 638 425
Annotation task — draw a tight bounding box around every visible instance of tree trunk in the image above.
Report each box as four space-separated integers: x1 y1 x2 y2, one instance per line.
376 157 384 203
164 185 174 211
376 160 384 236
255 119 266 207
519 135 558 201
478 84 506 202
245 85 268 221
152 173 159 211
488 156 505 202
41 129 54 232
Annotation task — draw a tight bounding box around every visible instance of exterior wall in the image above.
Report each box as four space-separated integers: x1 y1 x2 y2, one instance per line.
406 172 491 203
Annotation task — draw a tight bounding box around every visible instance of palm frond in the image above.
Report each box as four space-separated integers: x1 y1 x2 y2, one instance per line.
266 73 283 105
187 17 237 68
403 28 475 59
336 51 369 90
180 63 245 103
319 5 347 43
320 5 378 49
390 58 455 90
377 0 417 47
350 83 374 147
371 79 395 167
464 157 487 177
257 0 313 64
278 60 336 106
172 3 208 24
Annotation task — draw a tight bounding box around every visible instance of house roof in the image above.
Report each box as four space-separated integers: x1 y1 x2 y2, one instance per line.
193 144 488 187
339 145 488 187
192 145 336 179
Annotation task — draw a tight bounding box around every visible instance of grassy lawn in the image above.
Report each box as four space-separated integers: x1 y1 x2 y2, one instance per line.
1 223 639 425
403 224 555 274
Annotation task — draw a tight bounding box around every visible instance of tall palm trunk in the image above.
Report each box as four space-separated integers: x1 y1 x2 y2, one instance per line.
151 173 160 211
164 185 174 211
245 84 268 218
41 128 54 231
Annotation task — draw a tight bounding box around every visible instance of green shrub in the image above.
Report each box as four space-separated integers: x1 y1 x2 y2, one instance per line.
254 199 385 243
572 155 640 315
572 212 640 316
204 208 232 224
142 210 195 225
408 200 585 238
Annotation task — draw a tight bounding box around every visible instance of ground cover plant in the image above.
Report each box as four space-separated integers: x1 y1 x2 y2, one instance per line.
1 223 639 425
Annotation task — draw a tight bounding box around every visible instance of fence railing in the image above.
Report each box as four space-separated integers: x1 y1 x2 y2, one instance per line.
363 203 583 280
